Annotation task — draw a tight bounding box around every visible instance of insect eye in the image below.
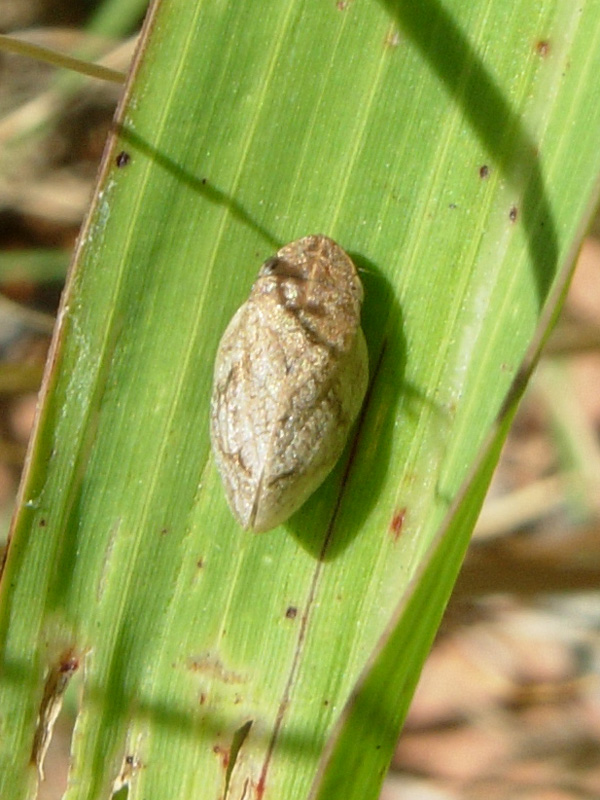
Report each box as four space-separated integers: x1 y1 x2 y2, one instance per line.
261 257 283 276
260 257 305 281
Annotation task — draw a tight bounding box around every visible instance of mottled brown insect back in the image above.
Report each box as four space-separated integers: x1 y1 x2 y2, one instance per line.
210 235 368 532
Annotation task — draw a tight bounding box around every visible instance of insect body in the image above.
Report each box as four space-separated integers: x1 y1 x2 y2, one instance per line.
210 235 368 532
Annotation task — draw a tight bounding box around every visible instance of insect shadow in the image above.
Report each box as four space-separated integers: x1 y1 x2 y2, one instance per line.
286 252 407 560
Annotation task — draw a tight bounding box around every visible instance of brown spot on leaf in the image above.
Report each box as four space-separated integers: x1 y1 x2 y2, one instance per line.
536 40 550 57
213 744 230 769
113 752 144 792
509 206 518 223
256 774 267 799
285 606 298 619
59 654 79 674
390 507 407 541
479 165 490 179
31 647 81 778
187 653 246 684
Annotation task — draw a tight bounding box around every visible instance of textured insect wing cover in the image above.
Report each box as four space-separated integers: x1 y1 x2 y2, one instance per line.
210 235 368 531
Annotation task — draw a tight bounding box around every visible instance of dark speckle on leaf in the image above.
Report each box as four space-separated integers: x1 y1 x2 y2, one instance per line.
115 151 131 168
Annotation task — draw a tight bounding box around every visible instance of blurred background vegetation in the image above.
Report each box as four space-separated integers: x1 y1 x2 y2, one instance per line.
1 1 599 798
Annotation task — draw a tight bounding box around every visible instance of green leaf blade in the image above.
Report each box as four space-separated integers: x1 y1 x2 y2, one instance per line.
1 0 600 798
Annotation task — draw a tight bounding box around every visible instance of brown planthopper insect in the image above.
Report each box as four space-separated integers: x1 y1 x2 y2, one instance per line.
210 235 368 532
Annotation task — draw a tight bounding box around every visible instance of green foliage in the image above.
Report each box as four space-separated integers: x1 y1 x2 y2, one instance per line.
1 0 600 798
